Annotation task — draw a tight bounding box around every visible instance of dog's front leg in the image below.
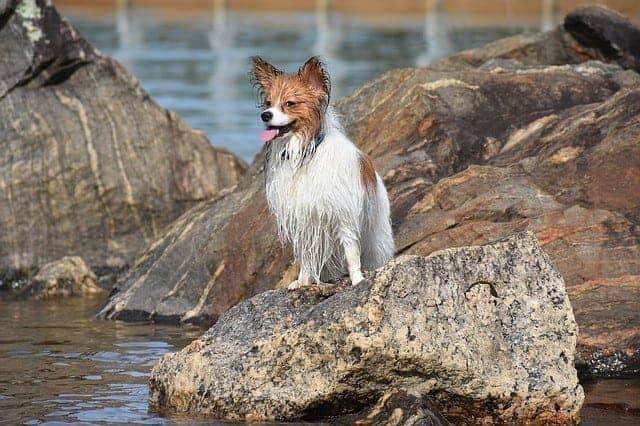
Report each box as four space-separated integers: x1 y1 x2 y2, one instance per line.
340 228 365 285
288 265 312 290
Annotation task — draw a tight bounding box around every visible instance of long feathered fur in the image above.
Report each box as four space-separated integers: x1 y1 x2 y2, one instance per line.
265 108 395 283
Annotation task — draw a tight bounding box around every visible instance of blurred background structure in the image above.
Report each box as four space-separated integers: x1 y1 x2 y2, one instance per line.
55 0 640 162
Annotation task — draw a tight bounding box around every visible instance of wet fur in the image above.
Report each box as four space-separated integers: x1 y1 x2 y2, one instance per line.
251 56 395 286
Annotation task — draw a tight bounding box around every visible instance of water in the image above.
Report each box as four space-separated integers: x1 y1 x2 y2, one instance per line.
65 6 535 163
2 4 639 424
582 379 640 425
1 295 639 424
0 296 202 424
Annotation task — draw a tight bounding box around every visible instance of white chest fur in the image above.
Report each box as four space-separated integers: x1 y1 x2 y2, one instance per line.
264 115 395 285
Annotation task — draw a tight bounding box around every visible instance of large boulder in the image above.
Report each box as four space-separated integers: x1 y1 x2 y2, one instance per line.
381 83 640 376
434 5 640 72
97 175 288 323
0 0 245 284
149 233 584 424
565 6 640 72
100 8 640 377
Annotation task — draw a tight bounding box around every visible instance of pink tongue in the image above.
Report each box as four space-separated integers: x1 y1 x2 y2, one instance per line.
260 129 278 143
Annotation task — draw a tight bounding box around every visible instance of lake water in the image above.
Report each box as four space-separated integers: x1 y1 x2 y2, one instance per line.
1 5 639 425
0 296 201 424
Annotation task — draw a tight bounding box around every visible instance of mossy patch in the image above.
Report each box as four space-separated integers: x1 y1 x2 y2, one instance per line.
16 0 42 43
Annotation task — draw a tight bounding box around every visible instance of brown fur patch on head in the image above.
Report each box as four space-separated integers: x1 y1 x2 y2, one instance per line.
250 56 331 144
360 153 377 194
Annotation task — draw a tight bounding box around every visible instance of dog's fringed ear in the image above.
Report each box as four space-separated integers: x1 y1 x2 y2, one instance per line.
299 56 331 100
250 56 282 90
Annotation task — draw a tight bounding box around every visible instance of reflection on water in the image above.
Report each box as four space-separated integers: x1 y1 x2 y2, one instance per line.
0 295 202 424
582 379 640 426
67 6 534 162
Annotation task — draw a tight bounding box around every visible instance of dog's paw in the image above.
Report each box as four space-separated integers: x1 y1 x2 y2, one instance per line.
352 277 370 286
287 280 308 291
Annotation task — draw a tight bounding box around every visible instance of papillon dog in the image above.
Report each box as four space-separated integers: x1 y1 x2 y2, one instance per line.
250 56 394 289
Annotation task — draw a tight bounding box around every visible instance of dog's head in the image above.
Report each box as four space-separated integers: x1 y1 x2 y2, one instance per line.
250 56 331 144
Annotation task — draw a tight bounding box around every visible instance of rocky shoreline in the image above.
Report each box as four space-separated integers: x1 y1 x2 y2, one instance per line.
99 6 639 378
1 1 639 423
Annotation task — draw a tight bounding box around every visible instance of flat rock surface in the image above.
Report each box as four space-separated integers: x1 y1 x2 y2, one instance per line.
100 8 640 376
0 0 245 283
149 233 583 424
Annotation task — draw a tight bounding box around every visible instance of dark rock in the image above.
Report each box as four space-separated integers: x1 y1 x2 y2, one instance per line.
565 5 640 72
435 5 640 72
15 256 102 299
433 29 593 71
97 177 289 324
149 233 583 424
0 0 246 281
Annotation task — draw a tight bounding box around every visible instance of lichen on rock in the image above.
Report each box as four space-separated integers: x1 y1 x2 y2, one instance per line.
15 0 42 42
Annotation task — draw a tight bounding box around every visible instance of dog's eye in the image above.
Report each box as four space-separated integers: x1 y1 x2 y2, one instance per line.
285 101 297 108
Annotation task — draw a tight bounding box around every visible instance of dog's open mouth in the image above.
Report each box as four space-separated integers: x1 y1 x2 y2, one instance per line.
260 122 295 143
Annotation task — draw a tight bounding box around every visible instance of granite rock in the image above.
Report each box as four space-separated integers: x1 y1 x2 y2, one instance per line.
149 233 584 424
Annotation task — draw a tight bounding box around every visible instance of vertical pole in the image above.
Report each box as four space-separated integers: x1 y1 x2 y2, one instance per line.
116 0 135 67
210 0 228 51
213 0 227 14
418 0 448 66
314 0 343 97
316 0 330 14
208 0 236 126
541 0 556 31
314 0 331 55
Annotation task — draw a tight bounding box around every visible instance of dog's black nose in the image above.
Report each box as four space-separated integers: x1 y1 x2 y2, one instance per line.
261 111 273 123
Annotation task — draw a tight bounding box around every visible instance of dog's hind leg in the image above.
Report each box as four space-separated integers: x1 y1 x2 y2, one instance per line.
339 227 365 285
